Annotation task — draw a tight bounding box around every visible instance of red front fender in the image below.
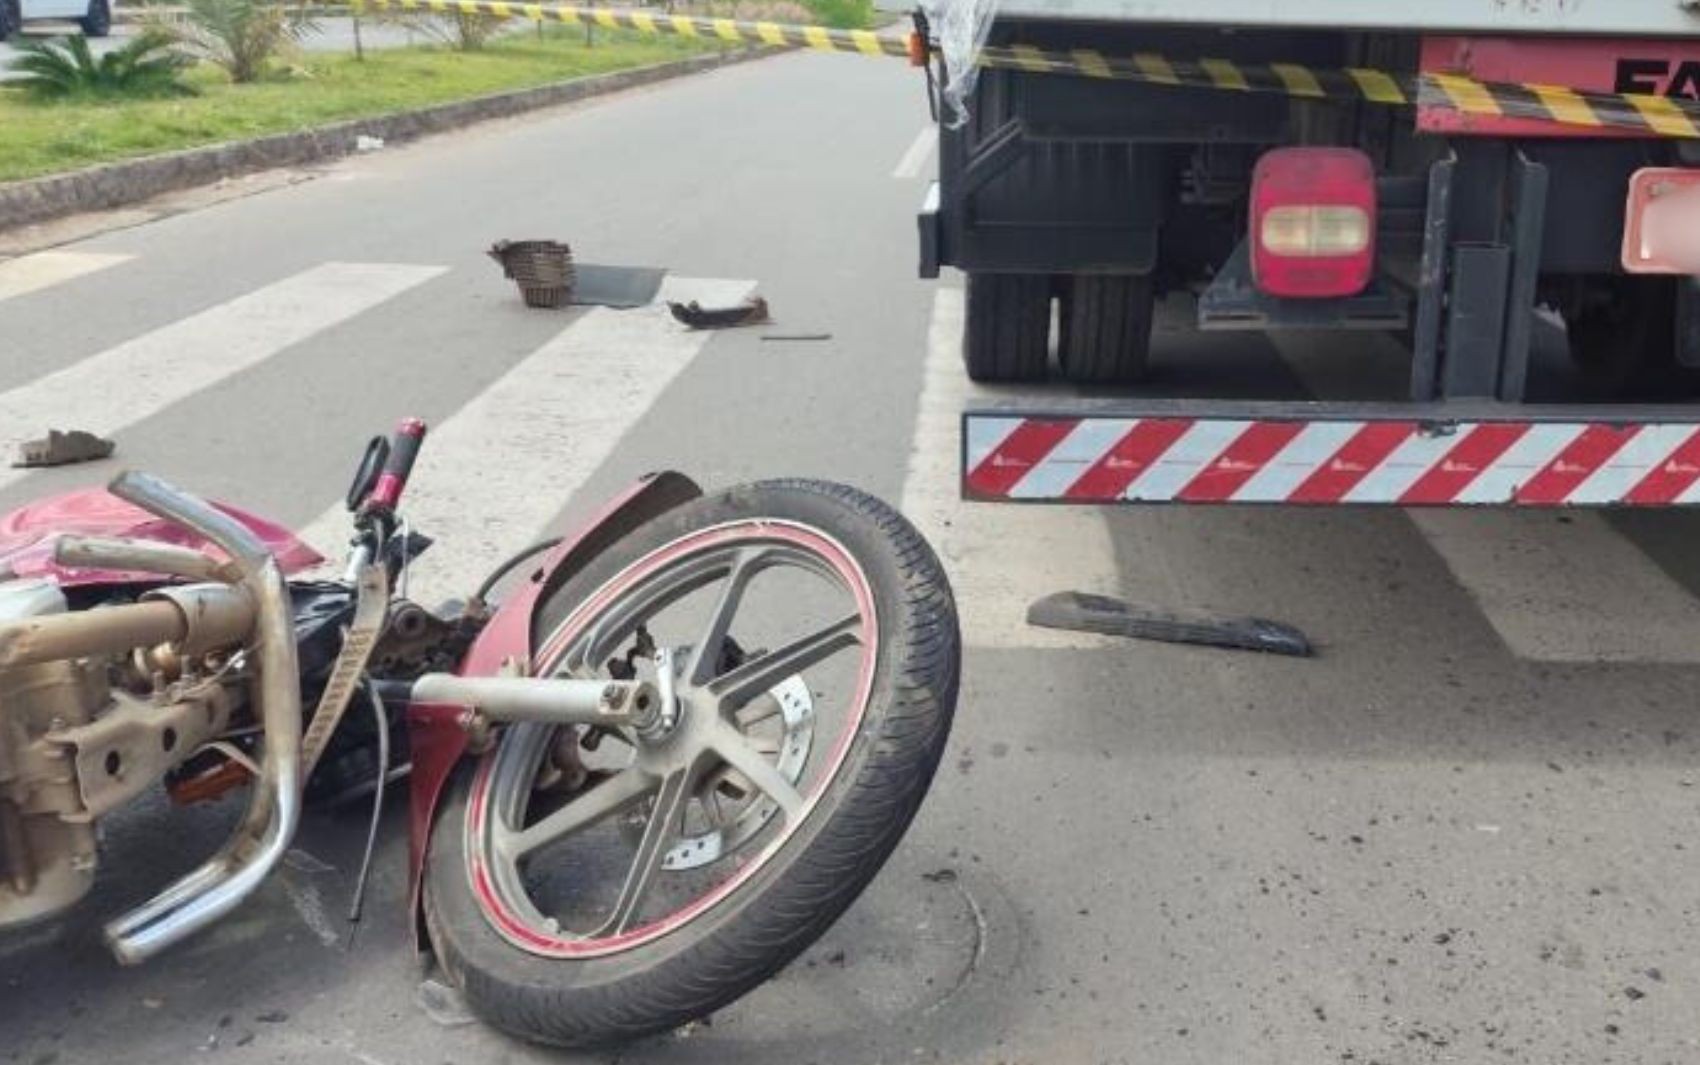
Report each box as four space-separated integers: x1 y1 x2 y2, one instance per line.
404 471 703 945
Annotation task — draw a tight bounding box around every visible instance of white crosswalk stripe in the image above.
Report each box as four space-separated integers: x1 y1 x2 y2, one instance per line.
0 262 443 497
1266 332 1700 663
891 126 938 180
0 251 133 303
900 285 1120 648
1409 509 1700 663
297 275 756 607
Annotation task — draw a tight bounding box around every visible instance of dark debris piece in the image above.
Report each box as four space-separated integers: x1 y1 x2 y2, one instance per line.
668 296 771 329
1027 591 1313 657
12 430 115 469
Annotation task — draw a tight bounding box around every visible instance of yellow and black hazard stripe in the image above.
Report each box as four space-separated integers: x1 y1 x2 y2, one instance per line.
350 0 911 58
340 0 1700 139
977 46 1700 140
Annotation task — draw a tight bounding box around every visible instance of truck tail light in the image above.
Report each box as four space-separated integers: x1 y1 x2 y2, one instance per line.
1251 148 1377 299
1622 168 1700 275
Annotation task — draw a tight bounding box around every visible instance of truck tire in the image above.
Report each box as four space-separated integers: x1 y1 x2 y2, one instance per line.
0 0 19 42
964 273 1050 382
80 0 111 37
1566 276 1677 397
1057 274 1154 384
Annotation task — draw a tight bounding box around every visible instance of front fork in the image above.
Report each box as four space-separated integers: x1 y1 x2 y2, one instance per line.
409 673 662 733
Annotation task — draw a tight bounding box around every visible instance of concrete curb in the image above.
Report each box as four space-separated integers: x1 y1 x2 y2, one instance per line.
0 45 777 232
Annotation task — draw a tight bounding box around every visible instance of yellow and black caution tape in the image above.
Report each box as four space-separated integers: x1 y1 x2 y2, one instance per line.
342 0 1700 140
349 0 911 57
978 46 1700 140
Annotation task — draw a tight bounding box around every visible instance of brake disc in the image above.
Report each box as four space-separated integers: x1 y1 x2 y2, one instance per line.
661 675 815 871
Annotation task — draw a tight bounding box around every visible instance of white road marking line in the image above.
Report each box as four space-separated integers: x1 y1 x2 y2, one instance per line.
0 262 443 496
1264 332 1700 662
1411 508 1700 663
892 126 938 179
298 276 755 607
0 251 133 303
900 286 1120 648
1265 332 1700 662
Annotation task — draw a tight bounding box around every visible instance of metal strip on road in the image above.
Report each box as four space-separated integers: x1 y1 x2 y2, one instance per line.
0 261 444 495
900 286 1121 649
297 276 754 607
0 251 133 304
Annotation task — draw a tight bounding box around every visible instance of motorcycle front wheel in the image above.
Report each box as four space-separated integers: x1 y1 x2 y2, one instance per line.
422 480 959 1047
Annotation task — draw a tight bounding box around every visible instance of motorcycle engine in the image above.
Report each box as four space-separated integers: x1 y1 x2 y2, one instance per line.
0 580 105 929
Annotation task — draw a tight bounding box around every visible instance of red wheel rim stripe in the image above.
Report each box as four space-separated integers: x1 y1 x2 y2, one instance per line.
464 519 879 959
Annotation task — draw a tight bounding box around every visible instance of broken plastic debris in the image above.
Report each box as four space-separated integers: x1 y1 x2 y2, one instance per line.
13 430 115 469
668 296 771 329
416 978 476 1027
1027 591 1314 657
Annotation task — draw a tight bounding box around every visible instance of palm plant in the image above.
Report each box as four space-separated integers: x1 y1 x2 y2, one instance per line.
5 31 194 100
175 0 316 83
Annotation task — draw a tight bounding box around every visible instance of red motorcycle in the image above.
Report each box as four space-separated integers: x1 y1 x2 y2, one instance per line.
0 420 959 1047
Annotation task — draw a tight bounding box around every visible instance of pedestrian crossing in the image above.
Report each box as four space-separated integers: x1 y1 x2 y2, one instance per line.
0 262 443 497
5 245 1700 665
295 275 755 607
0 251 132 304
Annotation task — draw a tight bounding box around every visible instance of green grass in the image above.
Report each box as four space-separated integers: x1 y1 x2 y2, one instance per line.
0 27 724 182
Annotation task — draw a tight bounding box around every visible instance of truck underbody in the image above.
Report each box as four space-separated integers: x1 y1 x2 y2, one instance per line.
919 19 1700 411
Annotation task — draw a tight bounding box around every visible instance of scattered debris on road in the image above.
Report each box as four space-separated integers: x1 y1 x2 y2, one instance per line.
488 239 575 309
416 978 477 1028
1027 590 1314 657
762 332 832 342
668 295 770 329
570 263 666 308
12 429 115 468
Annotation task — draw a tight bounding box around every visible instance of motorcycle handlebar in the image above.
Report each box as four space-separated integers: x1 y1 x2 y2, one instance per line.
366 417 427 511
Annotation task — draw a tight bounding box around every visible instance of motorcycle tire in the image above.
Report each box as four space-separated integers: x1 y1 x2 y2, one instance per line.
422 479 959 1047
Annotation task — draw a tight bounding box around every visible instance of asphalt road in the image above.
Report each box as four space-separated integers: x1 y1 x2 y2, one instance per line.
3 50 1700 1065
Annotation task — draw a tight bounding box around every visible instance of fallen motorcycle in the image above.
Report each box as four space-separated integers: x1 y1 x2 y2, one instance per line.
0 420 960 1047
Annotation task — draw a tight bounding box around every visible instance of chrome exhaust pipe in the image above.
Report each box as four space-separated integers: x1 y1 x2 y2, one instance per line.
99 472 303 964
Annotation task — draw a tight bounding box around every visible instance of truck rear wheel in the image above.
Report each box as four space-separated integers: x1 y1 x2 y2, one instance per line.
1057 274 1153 385
1565 276 1677 396
0 0 18 42
964 273 1050 383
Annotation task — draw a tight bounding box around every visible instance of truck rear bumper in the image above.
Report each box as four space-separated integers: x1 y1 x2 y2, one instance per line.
962 400 1700 507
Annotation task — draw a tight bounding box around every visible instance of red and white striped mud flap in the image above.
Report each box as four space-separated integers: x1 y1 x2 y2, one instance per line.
961 404 1700 507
